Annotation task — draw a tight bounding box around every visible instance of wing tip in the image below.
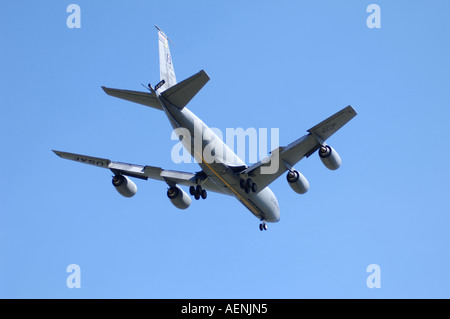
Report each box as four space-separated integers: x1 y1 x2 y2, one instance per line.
201 69 210 82
52 150 63 157
345 105 357 116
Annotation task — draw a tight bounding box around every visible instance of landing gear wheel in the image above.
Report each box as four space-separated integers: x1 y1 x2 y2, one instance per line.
245 187 250 194
259 222 268 231
251 183 257 193
246 178 253 189
193 185 202 200
240 179 246 189
192 185 207 200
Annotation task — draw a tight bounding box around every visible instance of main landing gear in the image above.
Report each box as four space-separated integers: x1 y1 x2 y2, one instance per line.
189 185 207 200
259 221 268 231
240 178 257 194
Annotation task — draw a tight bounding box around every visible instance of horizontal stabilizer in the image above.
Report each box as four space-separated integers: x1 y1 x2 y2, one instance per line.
101 87 162 110
161 70 209 109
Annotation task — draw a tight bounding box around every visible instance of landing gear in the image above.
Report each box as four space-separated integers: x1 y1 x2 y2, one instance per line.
240 178 257 194
246 178 252 189
190 185 207 200
259 221 268 231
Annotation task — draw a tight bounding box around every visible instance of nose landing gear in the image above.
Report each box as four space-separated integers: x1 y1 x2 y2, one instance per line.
259 221 268 231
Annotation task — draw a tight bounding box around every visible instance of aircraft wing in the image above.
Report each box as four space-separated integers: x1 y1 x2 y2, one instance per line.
52 150 225 194
240 105 357 191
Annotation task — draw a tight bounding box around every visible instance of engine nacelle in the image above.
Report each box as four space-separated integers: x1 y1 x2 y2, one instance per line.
167 186 191 210
286 170 309 194
319 145 341 170
112 175 137 198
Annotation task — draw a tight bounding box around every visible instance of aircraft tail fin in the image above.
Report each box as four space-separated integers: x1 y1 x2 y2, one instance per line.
156 26 177 92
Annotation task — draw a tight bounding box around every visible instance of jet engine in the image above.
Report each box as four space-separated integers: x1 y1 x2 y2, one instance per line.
112 175 137 198
167 185 191 210
319 145 341 170
286 170 309 194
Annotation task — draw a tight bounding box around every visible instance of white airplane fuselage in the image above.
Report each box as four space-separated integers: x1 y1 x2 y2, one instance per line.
161 102 280 223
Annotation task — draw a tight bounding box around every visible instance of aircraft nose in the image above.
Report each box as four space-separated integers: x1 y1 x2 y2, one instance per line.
266 198 280 223
265 211 280 223
270 208 280 223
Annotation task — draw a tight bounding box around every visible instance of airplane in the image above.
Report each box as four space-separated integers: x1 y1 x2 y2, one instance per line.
53 26 357 231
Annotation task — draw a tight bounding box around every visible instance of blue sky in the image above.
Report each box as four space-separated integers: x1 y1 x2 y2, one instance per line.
1 1 449 298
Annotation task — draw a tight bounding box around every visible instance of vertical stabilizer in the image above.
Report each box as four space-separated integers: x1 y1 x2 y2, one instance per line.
156 26 177 92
